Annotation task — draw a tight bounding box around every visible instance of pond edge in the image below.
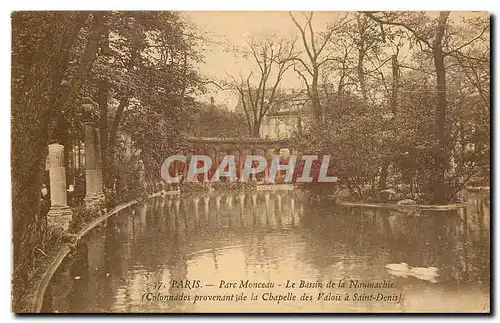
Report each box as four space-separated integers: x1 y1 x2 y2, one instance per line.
337 200 468 211
32 192 165 313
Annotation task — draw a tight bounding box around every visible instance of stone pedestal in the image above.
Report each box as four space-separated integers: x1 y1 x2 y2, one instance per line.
47 143 72 230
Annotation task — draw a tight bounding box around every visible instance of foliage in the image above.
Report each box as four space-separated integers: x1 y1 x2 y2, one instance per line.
187 101 248 138
181 182 210 193
11 11 204 310
293 12 489 204
68 205 101 233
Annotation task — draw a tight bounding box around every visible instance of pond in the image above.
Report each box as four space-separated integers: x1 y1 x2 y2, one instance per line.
41 190 490 313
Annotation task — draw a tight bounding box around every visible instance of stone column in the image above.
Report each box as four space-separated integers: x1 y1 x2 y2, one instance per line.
250 148 257 181
264 148 273 184
238 148 245 182
94 127 105 203
186 148 193 182
202 148 209 183
84 122 99 208
209 148 217 181
47 143 72 230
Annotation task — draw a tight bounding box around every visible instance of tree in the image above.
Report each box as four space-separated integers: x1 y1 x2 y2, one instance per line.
11 11 106 310
189 100 248 138
228 36 296 137
289 12 348 123
365 11 489 203
11 11 205 310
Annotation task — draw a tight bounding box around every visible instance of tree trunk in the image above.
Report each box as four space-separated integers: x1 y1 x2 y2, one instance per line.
107 97 129 184
311 65 322 123
97 78 110 186
432 11 450 204
252 117 262 138
358 49 368 103
378 55 399 191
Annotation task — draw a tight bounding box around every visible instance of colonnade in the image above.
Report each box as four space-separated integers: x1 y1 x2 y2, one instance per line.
180 138 299 184
45 136 298 230
45 121 105 230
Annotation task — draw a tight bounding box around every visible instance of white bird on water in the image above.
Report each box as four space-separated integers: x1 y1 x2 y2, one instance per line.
410 266 439 283
385 262 409 271
385 262 410 277
385 262 439 283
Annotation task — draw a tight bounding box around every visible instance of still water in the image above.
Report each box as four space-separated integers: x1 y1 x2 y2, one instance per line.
42 190 490 313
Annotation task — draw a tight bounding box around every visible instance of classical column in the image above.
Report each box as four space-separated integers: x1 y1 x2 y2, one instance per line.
84 122 99 207
94 127 105 203
209 148 217 181
202 148 209 183
250 148 257 181
264 148 273 184
186 148 193 182
47 143 72 230
238 148 245 182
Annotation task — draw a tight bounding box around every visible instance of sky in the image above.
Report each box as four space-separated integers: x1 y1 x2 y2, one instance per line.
184 11 346 110
183 11 488 110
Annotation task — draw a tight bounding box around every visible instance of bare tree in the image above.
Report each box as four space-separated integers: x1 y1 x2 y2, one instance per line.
289 12 348 123
228 36 296 137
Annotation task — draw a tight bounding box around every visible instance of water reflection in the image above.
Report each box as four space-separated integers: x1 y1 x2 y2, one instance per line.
42 191 490 313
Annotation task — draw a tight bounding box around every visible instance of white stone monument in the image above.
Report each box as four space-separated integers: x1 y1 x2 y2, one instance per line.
46 143 72 230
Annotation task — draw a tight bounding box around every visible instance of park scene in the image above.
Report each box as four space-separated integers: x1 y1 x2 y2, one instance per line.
11 11 489 313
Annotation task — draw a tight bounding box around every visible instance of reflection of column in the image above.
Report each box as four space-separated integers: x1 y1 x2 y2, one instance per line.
215 195 221 226
239 193 245 226
226 195 234 227
159 198 166 228
204 195 210 221
174 197 182 239
251 193 258 226
226 195 233 209
166 197 173 233
84 122 99 207
69 238 89 311
276 193 283 226
264 192 270 225
47 143 72 230
193 197 199 226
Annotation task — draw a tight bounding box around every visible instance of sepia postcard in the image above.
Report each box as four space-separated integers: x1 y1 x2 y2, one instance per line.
11 10 490 314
